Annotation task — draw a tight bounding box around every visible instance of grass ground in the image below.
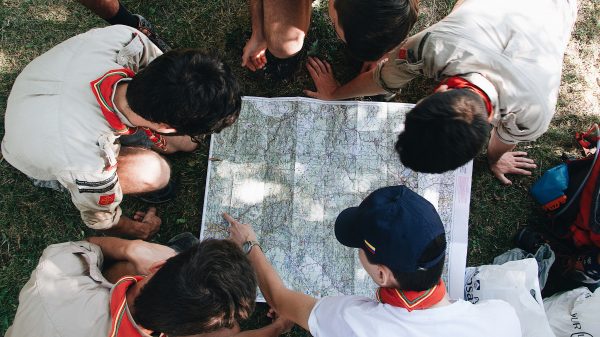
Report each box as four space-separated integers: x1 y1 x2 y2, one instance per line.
0 0 599 335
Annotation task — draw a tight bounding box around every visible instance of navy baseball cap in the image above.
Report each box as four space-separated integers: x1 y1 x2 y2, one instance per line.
335 185 446 273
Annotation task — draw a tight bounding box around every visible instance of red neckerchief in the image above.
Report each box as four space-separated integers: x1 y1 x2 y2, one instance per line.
436 76 493 118
109 276 166 337
90 68 167 151
376 279 446 312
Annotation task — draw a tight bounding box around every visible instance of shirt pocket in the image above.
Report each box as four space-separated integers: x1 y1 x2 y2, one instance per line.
97 133 120 170
116 33 144 72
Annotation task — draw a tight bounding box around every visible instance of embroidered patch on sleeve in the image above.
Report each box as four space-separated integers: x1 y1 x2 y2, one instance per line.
398 48 408 60
99 193 116 206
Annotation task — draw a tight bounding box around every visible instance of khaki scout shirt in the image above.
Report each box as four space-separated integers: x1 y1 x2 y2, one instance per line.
1 25 161 229
374 0 577 144
5 241 113 337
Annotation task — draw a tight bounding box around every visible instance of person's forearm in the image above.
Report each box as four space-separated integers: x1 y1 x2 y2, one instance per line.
247 247 288 310
246 247 316 330
86 237 141 281
87 236 134 261
332 70 387 100
101 215 157 240
234 322 287 337
487 128 516 163
249 0 264 39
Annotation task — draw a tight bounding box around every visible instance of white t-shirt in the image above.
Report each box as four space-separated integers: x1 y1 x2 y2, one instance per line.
308 295 522 337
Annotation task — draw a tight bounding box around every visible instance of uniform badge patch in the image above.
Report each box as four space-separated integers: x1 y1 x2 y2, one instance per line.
99 193 116 206
398 48 408 60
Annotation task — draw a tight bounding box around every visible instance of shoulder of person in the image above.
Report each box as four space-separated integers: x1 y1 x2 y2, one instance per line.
38 241 104 271
465 299 521 324
312 295 377 315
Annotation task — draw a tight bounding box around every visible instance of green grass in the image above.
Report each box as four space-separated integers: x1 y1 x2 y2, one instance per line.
1 0 599 335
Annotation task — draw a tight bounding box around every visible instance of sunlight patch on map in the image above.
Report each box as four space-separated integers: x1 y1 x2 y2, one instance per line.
233 179 283 205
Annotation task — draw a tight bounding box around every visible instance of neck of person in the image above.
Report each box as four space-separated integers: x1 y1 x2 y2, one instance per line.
114 82 147 128
125 281 143 318
124 281 157 336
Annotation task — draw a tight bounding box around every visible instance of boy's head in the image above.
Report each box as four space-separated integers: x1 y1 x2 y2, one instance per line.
133 239 257 337
335 185 446 291
396 89 490 174
331 0 419 61
126 49 241 138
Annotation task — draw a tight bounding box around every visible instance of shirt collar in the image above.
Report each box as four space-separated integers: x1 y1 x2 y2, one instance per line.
459 73 499 115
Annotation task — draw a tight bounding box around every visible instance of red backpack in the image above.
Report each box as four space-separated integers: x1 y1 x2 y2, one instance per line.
548 124 600 248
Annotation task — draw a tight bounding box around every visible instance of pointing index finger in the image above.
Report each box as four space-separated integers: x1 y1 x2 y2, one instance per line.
222 212 241 226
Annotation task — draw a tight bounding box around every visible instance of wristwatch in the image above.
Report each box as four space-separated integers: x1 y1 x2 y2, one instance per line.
242 240 261 255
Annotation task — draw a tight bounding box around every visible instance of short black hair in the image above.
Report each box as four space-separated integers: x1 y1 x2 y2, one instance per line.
127 49 241 137
133 239 257 336
396 89 490 173
335 0 419 61
367 234 446 291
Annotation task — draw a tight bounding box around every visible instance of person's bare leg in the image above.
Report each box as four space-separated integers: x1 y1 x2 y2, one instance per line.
77 0 119 19
77 0 138 27
263 0 312 59
117 147 171 195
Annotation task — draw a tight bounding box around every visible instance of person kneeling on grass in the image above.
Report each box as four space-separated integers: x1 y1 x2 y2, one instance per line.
305 0 577 185
5 237 293 337
224 185 523 337
1 25 242 239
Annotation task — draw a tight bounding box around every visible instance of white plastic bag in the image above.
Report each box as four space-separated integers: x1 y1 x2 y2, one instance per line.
465 258 555 337
543 287 600 337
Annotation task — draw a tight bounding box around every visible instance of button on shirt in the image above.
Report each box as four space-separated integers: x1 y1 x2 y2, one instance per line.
374 0 578 144
1 25 162 229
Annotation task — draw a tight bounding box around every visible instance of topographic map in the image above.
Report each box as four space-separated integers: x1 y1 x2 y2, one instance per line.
201 97 471 300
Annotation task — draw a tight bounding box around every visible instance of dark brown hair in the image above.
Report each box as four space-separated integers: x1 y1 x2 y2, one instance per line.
133 239 257 336
335 0 419 61
396 89 490 173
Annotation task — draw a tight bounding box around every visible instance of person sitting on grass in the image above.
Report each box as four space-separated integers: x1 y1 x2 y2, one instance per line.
241 0 419 80
1 25 241 239
5 236 293 337
224 185 522 337
304 0 577 185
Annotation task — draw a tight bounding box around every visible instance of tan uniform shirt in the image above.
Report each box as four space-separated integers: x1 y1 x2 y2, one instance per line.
1 25 162 229
374 0 577 144
5 241 112 337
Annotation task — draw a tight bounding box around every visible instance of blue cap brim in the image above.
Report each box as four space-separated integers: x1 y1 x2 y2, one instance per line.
334 207 363 248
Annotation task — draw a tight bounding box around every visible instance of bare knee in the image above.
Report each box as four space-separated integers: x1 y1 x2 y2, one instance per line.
265 27 306 59
77 0 120 19
118 148 171 194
